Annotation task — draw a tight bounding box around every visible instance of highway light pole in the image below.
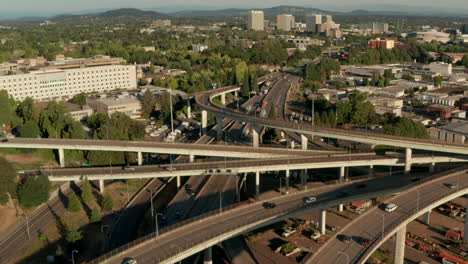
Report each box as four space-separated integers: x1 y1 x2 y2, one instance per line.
71 250 78 264
337 251 349 264
155 212 163 236
169 89 174 136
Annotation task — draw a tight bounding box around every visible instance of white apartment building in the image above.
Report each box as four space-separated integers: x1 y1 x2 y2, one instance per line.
428 62 452 75
277 14 295 31
287 38 325 51
88 96 141 119
0 64 137 101
248 10 264 31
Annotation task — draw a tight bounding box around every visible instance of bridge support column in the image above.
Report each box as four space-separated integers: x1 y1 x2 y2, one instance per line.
464 208 468 242
301 170 307 190
255 171 260 198
189 154 195 163
177 176 181 190
58 148 65 167
252 127 260 148
429 162 435 174
300 134 308 150
290 141 295 149
216 116 223 141
405 148 412 175
395 225 407 264
285 170 290 194
99 179 105 193
320 209 326 235
424 210 431 225
369 165 374 176
204 247 212 264
137 152 143 166
221 93 226 105
339 167 345 181
234 90 238 97
338 204 343 212
201 110 208 135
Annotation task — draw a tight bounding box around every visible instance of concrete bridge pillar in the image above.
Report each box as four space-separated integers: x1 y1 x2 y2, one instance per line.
204 247 212 264
99 179 105 193
369 164 374 176
255 171 260 198
405 148 412 175
137 152 143 166
338 204 343 212
186 99 191 119
216 116 223 141
290 141 295 149
58 148 65 167
339 167 345 181
464 208 468 242
429 162 435 174
221 93 226 105
201 110 208 135
320 209 326 235
234 90 238 98
252 127 260 148
301 169 307 190
285 170 290 194
300 134 308 150
424 210 431 225
394 225 407 264
189 154 195 163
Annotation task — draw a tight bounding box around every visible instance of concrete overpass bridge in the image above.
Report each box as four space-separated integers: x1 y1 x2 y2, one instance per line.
195 86 468 175
85 168 467 264
36 153 468 195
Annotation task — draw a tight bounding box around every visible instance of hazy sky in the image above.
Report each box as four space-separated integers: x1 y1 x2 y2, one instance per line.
2 0 467 13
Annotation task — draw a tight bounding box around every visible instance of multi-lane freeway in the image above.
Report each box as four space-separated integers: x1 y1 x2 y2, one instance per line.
90 170 456 264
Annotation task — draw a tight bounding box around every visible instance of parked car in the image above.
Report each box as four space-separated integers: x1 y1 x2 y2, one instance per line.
263 202 276 209
384 203 398 212
282 229 297 237
310 231 321 241
447 183 457 189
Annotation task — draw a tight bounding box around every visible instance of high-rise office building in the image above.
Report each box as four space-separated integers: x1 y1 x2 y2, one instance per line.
323 15 333 24
359 22 389 34
305 14 322 32
461 24 468 34
248 10 264 31
276 14 295 31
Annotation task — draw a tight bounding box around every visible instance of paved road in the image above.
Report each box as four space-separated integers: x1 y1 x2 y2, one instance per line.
0 184 70 263
196 86 468 155
92 171 444 264
308 168 468 264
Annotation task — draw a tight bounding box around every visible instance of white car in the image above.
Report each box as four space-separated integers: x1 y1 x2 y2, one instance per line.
282 229 297 238
384 203 398 212
122 258 137 264
303 197 317 203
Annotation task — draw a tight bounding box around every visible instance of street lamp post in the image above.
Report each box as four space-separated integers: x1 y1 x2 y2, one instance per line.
337 251 349 264
155 212 163 236
71 250 78 264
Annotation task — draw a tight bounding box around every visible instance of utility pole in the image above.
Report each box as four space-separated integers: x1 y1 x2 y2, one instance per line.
169 89 174 138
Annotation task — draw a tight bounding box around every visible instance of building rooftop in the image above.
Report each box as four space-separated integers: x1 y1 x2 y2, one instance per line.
91 96 139 106
434 121 468 135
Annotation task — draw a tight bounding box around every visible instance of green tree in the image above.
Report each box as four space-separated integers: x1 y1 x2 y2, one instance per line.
66 225 83 244
241 70 250 97
384 117 429 138
73 93 87 106
89 206 102 223
67 192 81 212
0 157 17 201
81 177 94 204
20 120 40 138
16 97 38 122
140 90 157 118
0 90 17 128
268 104 277 119
101 192 114 210
17 173 51 208
433 76 443 88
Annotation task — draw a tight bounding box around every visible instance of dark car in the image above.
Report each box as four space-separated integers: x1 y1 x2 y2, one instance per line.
341 235 352 243
185 184 193 190
447 183 457 189
359 238 370 246
356 183 367 189
263 202 276 209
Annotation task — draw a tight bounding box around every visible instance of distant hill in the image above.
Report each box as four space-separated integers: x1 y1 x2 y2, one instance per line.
98 8 167 18
170 5 329 17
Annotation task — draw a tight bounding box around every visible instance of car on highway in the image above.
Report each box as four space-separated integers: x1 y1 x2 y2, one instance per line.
384 203 398 212
164 166 176 171
447 183 457 189
122 258 137 264
303 197 317 203
185 184 193 190
123 165 135 171
262 202 276 209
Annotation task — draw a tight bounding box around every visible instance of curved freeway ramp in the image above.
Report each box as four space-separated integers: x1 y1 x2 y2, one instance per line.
195 87 468 155
86 170 461 264
308 167 468 264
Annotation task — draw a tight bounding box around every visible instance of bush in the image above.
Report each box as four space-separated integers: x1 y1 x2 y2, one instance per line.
17 173 51 208
67 192 81 212
101 192 114 211
0 192 8 205
66 225 83 244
